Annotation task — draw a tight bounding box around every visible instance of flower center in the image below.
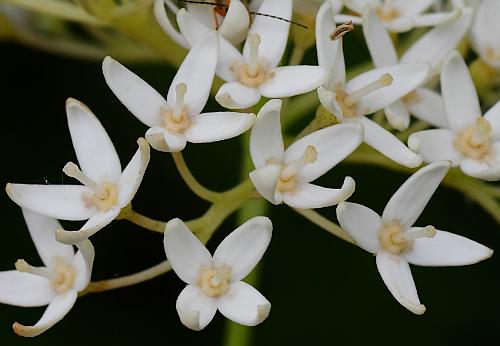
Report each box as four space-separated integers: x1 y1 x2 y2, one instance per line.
485 47 500 62
63 162 119 212
402 90 419 104
199 266 231 297
161 83 192 134
276 145 317 193
232 34 274 88
379 221 436 255
375 0 400 22
454 118 492 160
15 258 76 294
335 73 393 118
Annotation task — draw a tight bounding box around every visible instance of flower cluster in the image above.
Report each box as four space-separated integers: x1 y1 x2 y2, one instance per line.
1 0 499 339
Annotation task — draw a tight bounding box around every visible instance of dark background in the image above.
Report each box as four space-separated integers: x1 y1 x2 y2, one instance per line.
1 36 499 346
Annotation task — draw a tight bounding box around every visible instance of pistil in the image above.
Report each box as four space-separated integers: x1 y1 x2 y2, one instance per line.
344 73 393 107
392 225 436 243
63 162 100 193
277 146 317 193
173 83 187 121
247 33 261 77
15 259 51 279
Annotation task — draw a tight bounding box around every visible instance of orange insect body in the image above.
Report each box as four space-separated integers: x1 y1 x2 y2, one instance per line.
213 0 229 17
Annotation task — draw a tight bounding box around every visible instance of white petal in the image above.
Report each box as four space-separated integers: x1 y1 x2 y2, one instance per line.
55 208 120 245
145 126 187 153
176 8 210 47
341 0 368 13
250 99 284 168
102 56 166 127
405 88 448 128
176 284 217 331
411 10 462 29
218 281 271 326
0 271 54 307
66 98 122 184
408 129 463 165
218 0 250 45
384 101 410 131
335 14 363 25
470 0 500 62
284 122 364 182
441 51 481 132
316 2 343 69
384 18 414 33
21 209 74 268
185 112 255 143
213 216 272 281
359 116 423 168
362 7 398 68
282 178 355 209
13 291 77 337
401 8 472 70
243 0 292 68
460 149 500 181
185 1 213 28
154 0 189 49
382 161 451 229
403 229 493 266
72 239 95 292
336 202 382 253
317 86 343 120
249 164 282 205
484 101 500 141
164 218 213 284
259 66 328 98
376 252 425 315
117 138 150 207
6 184 96 221
167 31 218 116
215 82 261 109
347 64 430 116
393 0 435 16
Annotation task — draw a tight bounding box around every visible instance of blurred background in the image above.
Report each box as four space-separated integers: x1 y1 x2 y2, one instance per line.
1 2 500 345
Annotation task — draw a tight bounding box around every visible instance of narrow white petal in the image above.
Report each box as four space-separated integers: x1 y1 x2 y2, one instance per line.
6 184 96 221
145 127 187 153
403 228 493 266
176 8 210 47
385 101 410 131
218 281 271 326
393 0 435 16
218 0 250 45
55 208 120 245
214 216 272 281
0 271 54 307
154 0 189 49
243 0 292 68
102 56 166 127
164 218 213 284
484 101 500 141
250 99 285 168
117 138 150 207
167 31 218 116
249 164 282 205
347 64 430 116
13 291 77 337
376 252 425 315
470 0 500 64
359 116 423 168
215 82 261 109
316 2 342 69
335 14 363 25
336 202 382 253
362 7 398 68
317 87 343 120
282 178 355 209
408 129 462 165
411 10 462 29
382 161 451 229
259 66 328 98
384 18 414 33
185 112 255 143
22 209 74 268
405 88 448 128
441 51 481 132
176 285 217 331
284 122 364 182
341 0 367 14
185 1 213 28
72 239 95 292
460 145 500 181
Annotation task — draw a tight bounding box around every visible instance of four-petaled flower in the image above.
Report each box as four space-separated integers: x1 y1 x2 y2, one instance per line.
0 209 94 337
337 161 493 314
164 217 272 330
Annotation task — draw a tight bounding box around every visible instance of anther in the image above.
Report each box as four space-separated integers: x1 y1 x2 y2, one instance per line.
247 33 261 77
15 259 51 279
173 83 187 121
393 225 436 242
344 73 393 107
280 145 318 180
62 162 100 193
471 118 492 147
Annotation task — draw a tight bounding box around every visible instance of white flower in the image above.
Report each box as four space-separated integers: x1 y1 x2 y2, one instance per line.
469 0 500 70
103 31 255 152
362 5 472 130
164 217 272 331
176 0 327 110
409 51 500 181
154 0 250 46
6 98 150 244
0 209 94 337
336 161 493 314
337 0 462 32
316 2 426 167
249 99 362 208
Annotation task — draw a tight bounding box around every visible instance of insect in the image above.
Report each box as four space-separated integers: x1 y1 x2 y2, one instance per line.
178 0 309 30
329 21 354 41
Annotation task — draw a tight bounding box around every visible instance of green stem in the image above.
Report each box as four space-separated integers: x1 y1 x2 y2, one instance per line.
293 208 354 244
